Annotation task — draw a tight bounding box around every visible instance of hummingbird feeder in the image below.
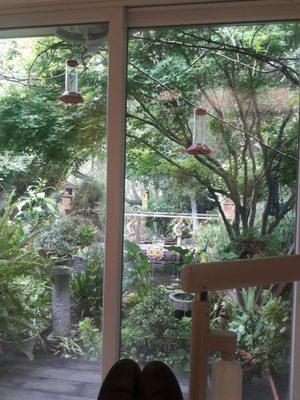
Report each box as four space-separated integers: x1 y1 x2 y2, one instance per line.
186 108 212 155
59 59 84 105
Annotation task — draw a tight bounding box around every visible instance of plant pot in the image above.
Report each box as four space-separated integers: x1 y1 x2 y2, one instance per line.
0 334 37 356
20 335 37 354
169 291 194 312
238 350 256 382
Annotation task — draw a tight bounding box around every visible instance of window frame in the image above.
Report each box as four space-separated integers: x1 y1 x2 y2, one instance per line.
0 1 298 397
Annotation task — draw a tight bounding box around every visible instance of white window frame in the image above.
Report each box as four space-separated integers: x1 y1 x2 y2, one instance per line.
0 1 298 397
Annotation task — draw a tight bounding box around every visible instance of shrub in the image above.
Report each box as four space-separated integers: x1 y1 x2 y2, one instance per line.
71 245 104 324
194 220 230 261
38 215 96 262
77 225 96 247
121 287 190 371
55 317 101 361
123 240 152 301
0 275 51 356
72 175 106 231
223 288 291 375
0 194 48 356
78 317 102 361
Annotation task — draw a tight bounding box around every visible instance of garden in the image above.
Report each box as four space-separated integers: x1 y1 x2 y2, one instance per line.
0 21 299 400
0 26 108 365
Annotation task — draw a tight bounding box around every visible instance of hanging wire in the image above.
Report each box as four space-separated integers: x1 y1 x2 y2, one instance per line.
128 61 298 161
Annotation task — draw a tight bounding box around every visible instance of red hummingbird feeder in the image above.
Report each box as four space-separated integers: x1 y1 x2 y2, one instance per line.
186 108 212 155
59 59 84 105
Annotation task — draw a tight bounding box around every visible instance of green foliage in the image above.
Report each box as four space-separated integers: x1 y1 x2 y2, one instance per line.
0 37 107 190
54 336 84 359
223 288 291 374
121 287 190 371
123 240 152 300
72 175 106 230
0 193 27 261
0 192 43 280
14 276 50 327
55 317 101 361
71 246 104 323
78 317 102 361
271 211 295 254
39 218 77 260
3 276 51 341
221 227 286 259
165 245 198 264
38 215 96 262
77 225 97 247
195 221 231 261
126 23 299 244
0 194 49 356
0 153 32 193
16 180 58 228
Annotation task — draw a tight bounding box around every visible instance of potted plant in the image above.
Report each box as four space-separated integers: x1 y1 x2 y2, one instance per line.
220 287 290 397
0 194 49 359
0 276 50 359
39 216 96 270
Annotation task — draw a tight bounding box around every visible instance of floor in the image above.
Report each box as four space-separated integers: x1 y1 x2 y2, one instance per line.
0 355 285 400
0 356 101 400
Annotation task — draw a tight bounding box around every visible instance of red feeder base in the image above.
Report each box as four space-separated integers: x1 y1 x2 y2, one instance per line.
186 143 212 155
59 91 84 105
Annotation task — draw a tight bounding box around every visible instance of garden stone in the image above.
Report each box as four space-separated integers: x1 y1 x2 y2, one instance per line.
51 266 73 337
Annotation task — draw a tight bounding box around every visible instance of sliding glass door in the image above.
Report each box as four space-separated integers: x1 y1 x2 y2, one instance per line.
120 20 299 399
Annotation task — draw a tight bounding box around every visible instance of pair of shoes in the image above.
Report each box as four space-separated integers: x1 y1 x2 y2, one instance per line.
98 359 183 400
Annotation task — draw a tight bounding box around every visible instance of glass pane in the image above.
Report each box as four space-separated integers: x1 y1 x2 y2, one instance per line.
121 21 299 399
0 23 108 399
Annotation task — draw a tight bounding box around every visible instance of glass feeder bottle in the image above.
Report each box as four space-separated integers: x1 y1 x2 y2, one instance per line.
59 59 84 105
66 59 78 93
193 107 206 146
186 107 212 155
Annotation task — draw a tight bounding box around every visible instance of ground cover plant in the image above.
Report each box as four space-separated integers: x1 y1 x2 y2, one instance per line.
121 287 190 372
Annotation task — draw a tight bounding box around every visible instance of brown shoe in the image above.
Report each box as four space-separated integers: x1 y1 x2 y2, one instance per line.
140 361 184 400
98 359 141 400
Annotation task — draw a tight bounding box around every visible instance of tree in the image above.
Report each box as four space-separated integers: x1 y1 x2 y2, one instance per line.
0 37 108 193
126 23 299 256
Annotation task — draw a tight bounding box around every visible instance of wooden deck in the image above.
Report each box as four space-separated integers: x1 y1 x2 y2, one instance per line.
0 355 190 400
0 356 101 400
0 354 286 400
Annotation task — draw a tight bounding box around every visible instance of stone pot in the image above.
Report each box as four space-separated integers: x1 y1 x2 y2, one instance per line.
20 335 38 354
0 334 37 355
169 291 194 312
